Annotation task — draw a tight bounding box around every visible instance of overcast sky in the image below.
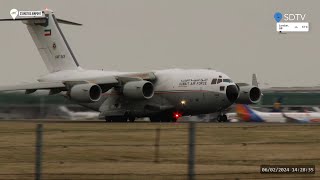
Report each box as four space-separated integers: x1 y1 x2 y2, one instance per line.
0 0 318 86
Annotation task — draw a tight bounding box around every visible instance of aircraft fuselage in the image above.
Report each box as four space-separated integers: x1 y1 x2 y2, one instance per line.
39 68 238 119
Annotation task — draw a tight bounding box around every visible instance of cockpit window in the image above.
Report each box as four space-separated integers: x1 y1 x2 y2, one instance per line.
211 79 217 84
217 79 222 84
223 79 233 83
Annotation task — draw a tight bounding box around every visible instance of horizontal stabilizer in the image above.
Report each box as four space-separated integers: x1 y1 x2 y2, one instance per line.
57 18 82 26
0 17 81 26
0 17 47 21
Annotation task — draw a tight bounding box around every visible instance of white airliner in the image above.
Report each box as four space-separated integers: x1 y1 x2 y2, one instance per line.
0 9 261 122
233 104 320 123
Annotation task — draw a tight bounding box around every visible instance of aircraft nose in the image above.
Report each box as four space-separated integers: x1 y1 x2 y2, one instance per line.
226 85 239 103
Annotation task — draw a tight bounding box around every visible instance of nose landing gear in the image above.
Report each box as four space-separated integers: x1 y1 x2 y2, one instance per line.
217 114 228 122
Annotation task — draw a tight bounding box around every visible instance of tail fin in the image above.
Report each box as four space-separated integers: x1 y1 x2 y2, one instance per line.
235 104 264 122
1 9 81 73
252 73 259 87
272 97 283 112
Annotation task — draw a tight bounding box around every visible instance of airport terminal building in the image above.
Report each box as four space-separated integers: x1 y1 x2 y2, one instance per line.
260 87 320 106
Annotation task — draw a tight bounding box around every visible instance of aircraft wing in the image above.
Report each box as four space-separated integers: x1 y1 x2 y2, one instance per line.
0 17 82 26
0 82 66 91
0 72 156 93
281 113 302 123
236 83 250 87
0 78 118 93
116 72 156 83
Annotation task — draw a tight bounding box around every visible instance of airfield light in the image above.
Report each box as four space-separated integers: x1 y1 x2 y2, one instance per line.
181 100 186 105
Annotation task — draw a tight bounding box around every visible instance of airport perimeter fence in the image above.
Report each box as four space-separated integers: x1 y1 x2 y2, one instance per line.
0 122 320 180
0 122 201 180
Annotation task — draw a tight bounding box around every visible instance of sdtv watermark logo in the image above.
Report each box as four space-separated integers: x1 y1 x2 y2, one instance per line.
274 12 306 22
274 12 309 32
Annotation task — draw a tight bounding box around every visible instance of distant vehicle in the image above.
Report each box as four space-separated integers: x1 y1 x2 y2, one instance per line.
58 106 99 120
235 104 320 123
0 9 261 122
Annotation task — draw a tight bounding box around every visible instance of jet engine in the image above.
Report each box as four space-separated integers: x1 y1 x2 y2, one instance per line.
123 80 154 99
69 83 102 102
235 85 261 104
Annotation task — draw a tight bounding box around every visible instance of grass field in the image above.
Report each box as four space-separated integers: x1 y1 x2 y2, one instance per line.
0 121 319 179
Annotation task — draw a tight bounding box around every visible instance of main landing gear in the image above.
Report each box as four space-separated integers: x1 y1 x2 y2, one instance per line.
149 114 177 122
149 116 176 122
105 116 136 122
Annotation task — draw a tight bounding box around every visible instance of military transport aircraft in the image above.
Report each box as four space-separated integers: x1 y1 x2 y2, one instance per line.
0 9 261 122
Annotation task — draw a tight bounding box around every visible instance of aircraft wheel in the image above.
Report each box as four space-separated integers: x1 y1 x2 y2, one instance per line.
160 115 176 122
105 116 128 122
149 116 161 122
105 116 111 123
221 115 228 122
128 116 135 122
150 114 176 122
161 117 171 122
169 117 177 122
217 115 222 122
217 115 228 122
149 115 171 122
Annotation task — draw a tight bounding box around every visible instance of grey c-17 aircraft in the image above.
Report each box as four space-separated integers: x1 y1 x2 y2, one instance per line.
0 9 262 122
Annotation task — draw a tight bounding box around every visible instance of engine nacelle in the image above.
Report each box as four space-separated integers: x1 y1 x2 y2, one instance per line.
70 83 102 103
235 85 261 104
123 81 154 99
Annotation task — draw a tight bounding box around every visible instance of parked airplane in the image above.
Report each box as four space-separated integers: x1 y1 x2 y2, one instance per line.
58 106 99 120
0 9 261 122
235 104 320 123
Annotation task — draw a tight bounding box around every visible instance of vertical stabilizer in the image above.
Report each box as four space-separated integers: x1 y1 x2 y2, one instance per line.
25 9 80 72
236 104 264 122
252 73 259 87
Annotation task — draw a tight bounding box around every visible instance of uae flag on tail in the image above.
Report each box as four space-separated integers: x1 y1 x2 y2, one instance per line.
44 29 51 36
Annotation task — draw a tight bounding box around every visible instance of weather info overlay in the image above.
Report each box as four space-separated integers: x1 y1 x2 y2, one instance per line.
274 12 309 32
